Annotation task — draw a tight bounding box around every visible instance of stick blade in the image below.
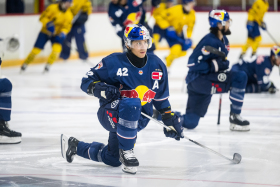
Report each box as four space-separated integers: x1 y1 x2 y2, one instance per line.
233 153 242 164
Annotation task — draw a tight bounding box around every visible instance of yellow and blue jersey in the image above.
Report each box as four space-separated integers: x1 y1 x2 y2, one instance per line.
39 3 73 36
156 4 196 38
248 0 269 25
71 0 92 16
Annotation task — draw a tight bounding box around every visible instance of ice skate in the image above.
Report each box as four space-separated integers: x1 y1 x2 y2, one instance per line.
229 112 250 131
20 63 28 73
121 164 137 174
0 120 21 144
43 64 51 73
61 134 79 163
119 148 139 174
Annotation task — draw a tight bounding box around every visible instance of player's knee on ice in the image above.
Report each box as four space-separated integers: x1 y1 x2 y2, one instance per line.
0 78 12 92
182 113 200 129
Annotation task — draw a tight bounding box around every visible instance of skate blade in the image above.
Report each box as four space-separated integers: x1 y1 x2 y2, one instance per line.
60 134 69 160
230 123 250 131
121 165 137 174
0 136 21 144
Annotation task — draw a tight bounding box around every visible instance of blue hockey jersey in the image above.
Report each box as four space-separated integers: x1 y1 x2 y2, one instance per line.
108 0 146 38
232 56 273 92
81 52 170 130
186 33 230 83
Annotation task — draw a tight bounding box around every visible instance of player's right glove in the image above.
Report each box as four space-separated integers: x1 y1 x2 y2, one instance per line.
46 22 55 35
210 58 229 73
261 22 267 30
162 112 184 141
88 82 120 103
268 81 277 94
54 33 66 44
182 39 192 51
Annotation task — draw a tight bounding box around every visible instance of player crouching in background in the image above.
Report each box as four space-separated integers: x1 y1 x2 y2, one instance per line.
61 24 184 174
232 46 280 94
20 0 73 73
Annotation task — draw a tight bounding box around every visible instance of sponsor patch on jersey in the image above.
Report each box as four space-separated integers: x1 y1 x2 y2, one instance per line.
132 0 142 7
95 62 103 70
201 46 210 55
265 68 271 75
218 73 227 82
111 100 119 108
152 72 163 80
226 45 230 51
139 70 143 75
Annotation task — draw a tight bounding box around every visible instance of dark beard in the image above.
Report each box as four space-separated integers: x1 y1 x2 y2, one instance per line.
222 27 231 35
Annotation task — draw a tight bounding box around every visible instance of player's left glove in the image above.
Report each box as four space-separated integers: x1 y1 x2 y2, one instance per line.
54 33 66 44
182 39 192 51
162 112 184 141
268 81 277 94
210 58 229 73
88 82 120 103
261 22 267 30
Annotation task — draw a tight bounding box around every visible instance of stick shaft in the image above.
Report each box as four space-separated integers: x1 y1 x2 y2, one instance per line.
141 112 235 163
217 94 222 125
266 30 280 46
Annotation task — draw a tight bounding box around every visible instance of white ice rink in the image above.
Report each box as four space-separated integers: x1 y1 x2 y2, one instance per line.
0 48 280 187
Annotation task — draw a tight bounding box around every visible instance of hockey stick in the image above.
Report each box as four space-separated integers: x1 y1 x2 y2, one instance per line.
266 30 280 46
217 94 222 125
204 46 226 125
141 112 242 164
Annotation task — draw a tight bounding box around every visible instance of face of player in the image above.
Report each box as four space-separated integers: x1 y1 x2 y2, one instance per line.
111 0 119 4
274 57 280 66
130 40 148 58
120 0 127 5
219 19 232 35
183 2 195 12
61 2 71 10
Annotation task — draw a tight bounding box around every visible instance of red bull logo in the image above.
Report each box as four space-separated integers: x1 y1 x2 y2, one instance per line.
123 11 142 27
120 85 156 106
201 46 210 55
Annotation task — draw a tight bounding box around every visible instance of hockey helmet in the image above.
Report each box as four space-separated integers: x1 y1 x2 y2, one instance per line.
209 9 230 28
271 46 280 58
123 24 152 49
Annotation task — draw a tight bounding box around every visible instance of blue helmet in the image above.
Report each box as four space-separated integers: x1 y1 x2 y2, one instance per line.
209 9 230 28
182 0 194 4
271 46 280 58
123 24 152 49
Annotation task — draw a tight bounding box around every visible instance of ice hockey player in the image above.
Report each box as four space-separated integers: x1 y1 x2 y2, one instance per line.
240 0 269 59
20 0 73 73
0 58 22 144
60 0 92 61
232 46 280 93
61 24 184 174
152 0 174 49
182 10 250 131
154 0 195 69
108 0 155 53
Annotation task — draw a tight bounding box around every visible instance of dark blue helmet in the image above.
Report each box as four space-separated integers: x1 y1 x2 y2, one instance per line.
209 9 230 28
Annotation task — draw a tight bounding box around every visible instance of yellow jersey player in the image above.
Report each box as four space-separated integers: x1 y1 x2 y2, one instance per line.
155 0 195 69
152 0 174 49
60 0 92 61
20 0 73 73
240 0 269 59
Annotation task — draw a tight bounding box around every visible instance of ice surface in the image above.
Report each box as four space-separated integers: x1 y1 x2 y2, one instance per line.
0 48 280 187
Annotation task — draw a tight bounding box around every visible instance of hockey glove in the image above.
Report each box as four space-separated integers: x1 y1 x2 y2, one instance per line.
162 112 184 141
268 82 277 94
46 22 55 35
261 22 267 31
210 58 229 73
54 33 66 44
88 82 120 103
182 39 192 51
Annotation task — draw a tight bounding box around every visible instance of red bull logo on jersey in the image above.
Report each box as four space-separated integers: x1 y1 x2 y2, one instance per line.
95 62 103 70
120 85 156 106
123 11 142 27
201 46 210 55
226 45 230 51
